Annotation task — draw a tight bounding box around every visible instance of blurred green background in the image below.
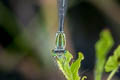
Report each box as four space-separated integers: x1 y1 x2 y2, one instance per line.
0 0 120 80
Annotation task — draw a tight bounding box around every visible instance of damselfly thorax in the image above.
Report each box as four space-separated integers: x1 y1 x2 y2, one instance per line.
52 32 66 57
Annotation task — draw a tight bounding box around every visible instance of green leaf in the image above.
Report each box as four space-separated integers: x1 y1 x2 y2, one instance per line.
56 51 73 80
95 29 114 80
114 45 120 59
71 52 84 80
105 56 118 72
105 45 120 72
52 51 85 80
105 46 120 80
95 29 114 59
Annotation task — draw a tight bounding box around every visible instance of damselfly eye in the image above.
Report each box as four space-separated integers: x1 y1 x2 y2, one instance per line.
52 49 66 59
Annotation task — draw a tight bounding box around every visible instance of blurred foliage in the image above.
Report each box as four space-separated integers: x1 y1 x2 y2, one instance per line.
105 46 120 72
105 45 120 80
0 2 19 36
1 0 120 80
0 2 29 52
95 29 114 80
0 1 44 72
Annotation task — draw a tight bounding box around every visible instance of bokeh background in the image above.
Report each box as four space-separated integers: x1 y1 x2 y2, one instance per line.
0 0 120 80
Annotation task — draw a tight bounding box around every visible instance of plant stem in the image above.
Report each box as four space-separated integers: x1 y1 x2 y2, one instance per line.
107 67 118 80
95 59 105 80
